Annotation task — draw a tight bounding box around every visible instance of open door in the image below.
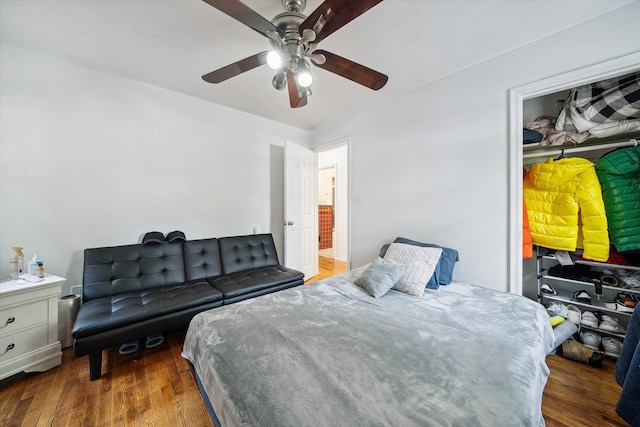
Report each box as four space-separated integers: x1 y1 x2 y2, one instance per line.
284 141 317 279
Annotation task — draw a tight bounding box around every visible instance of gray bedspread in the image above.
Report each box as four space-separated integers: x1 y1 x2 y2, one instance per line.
182 269 555 427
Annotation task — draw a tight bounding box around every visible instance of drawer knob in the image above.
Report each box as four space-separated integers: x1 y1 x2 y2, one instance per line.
1 343 15 355
1 317 15 328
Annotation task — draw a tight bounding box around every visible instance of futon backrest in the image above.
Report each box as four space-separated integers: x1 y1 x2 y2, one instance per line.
82 242 186 302
218 234 279 274
183 238 223 281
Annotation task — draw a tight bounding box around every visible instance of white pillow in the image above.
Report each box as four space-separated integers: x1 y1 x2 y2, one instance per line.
383 243 442 297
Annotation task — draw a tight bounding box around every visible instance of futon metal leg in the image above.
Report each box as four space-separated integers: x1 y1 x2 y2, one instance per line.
89 352 102 381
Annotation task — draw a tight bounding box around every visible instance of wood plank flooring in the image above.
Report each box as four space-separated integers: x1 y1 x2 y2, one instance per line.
0 257 628 426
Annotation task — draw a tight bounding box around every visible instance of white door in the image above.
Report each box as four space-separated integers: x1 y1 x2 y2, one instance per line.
284 141 317 279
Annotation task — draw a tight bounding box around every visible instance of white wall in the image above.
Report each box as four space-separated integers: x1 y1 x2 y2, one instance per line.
309 3 640 291
318 144 348 263
0 44 309 294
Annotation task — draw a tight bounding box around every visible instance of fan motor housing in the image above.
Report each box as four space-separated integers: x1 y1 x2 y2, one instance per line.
282 0 306 13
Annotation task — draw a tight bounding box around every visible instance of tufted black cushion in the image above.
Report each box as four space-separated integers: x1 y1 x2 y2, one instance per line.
83 242 186 302
218 234 279 275
74 233 304 380
209 265 304 302
183 238 223 281
72 280 223 338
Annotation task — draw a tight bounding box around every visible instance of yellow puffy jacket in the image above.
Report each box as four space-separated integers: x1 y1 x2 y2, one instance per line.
524 157 609 262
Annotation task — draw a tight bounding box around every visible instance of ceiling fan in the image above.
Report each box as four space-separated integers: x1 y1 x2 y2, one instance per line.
201 0 388 108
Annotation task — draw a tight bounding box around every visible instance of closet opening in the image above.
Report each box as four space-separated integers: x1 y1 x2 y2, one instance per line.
508 51 640 297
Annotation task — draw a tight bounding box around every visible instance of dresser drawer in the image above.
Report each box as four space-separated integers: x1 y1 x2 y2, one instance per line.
0 324 48 363
0 300 48 336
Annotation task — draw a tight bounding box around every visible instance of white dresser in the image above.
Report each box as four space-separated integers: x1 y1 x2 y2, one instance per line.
0 274 65 380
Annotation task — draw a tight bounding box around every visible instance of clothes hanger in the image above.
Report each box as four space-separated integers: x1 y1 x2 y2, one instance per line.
555 149 565 160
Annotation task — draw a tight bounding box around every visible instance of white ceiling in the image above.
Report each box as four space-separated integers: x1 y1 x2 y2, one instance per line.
0 0 635 130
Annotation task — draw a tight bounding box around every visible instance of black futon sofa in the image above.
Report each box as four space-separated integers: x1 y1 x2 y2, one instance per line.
72 233 304 380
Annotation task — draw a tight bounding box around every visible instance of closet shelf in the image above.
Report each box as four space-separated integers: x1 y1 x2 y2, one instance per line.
542 275 640 295
541 255 640 272
579 324 626 340
543 292 627 317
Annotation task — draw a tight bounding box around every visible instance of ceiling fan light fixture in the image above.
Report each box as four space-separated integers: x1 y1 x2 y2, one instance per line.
298 86 312 98
296 71 313 88
266 50 283 70
272 70 287 90
296 59 313 88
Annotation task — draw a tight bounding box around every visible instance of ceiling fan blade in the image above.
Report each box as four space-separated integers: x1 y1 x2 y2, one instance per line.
286 69 307 108
313 49 388 90
299 0 383 44
202 51 268 83
201 0 283 38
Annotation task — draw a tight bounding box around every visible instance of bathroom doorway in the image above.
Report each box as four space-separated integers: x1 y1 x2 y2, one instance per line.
316 142 349 266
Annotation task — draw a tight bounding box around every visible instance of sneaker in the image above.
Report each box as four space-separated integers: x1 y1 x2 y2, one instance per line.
567 304 581 325
580 311 599 328
572 290 592 304
614 292 637 313
599 315 626 334
547 302 568 318
540 283 557 295
602 337 623 357
579 331 601 350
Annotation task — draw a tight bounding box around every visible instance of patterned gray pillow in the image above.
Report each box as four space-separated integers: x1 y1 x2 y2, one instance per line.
383 243 442 297
354 257 407 298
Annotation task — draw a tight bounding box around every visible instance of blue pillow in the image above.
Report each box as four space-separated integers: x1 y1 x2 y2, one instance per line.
354 257 407 298
379 237 459 287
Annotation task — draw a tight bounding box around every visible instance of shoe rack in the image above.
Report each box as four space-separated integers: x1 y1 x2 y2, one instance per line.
536 245 640 357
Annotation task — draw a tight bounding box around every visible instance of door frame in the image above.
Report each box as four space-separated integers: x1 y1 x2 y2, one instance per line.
507 52 640 295
315 138 351 269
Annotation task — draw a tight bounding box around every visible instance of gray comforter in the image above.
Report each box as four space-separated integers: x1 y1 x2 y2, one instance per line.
182 269 554 427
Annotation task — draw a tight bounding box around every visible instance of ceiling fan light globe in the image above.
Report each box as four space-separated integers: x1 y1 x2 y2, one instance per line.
266 51 282 70
296 71 313 88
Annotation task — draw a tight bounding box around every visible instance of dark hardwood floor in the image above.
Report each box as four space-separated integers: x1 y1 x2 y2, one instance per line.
0 257 628 426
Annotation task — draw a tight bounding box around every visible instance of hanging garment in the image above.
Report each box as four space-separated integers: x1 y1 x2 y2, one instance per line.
524 157 609 262
523 199 533 259
596 145 640 255
522 168 533 259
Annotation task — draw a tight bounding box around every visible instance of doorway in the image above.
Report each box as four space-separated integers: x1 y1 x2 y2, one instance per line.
316 142 349 268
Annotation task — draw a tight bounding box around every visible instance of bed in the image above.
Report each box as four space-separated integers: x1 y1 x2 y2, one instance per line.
182 265 555 427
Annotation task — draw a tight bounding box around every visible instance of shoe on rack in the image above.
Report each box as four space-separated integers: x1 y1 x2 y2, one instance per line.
540 283 558 295
566 304 581 325
547 302 568 318
560 339 605 367
579 331 602 350
572 290 592 304
617 270 640 289
580 311 599 328
605 300 617 310
601 337 623 357
614 292 637 313
599 315 626 334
